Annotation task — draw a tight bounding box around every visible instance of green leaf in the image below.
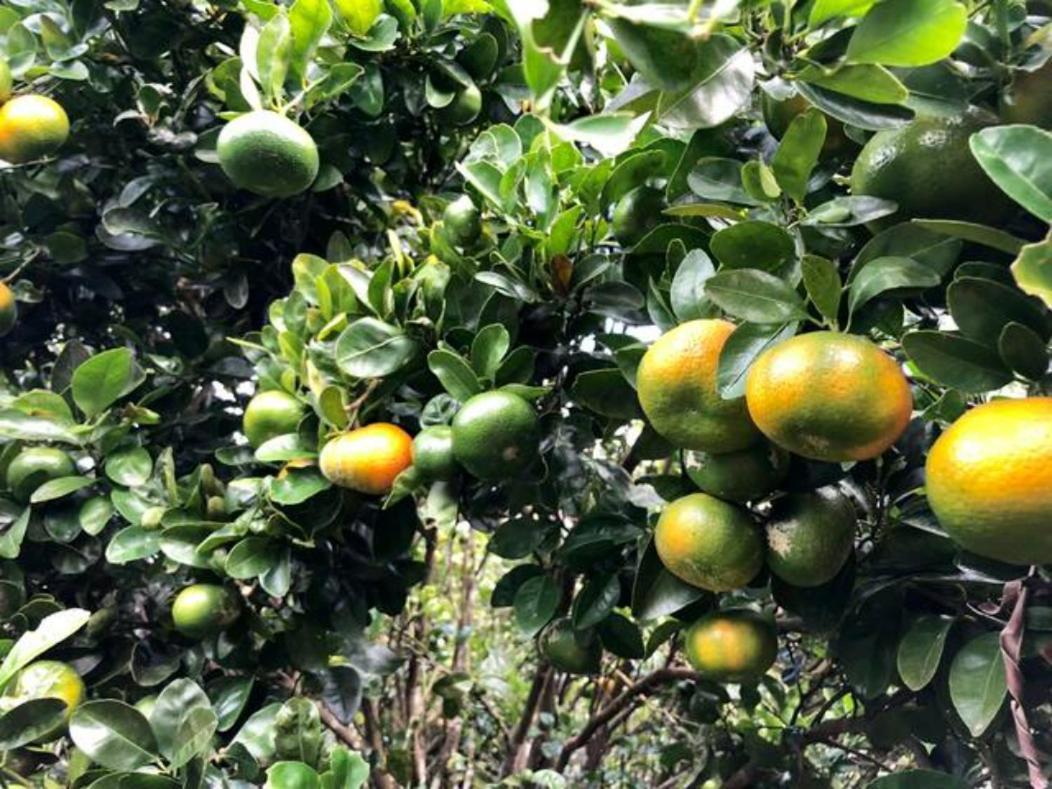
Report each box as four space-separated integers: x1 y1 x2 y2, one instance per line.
267 761 322 789
257 12 292 102
470 324 511 379
0 410 80 444
0 608 90 690
427 349 482 401
717 322 798 399
29 475 92 504
846 0 967 67
969 125 1052 221
104 526 161 564
209 676 256 732
324 746 370 789
670 249 716 322
1012 237 1052 309
0 508 29 560
0 698 67 749
334 0 382 36
866 770 968 789
740 160 782 203
631 537 707 622
79 497 114 536
513 574 560 636
710 221 795 272
226 536 281 579
851 223 962 282
998 322 1050 380
902 331 1013 393
910 220 1025 255
797 64 907 105
804 196 898 228
688 157 761 206
847 256 941 313
705 269 810 323
70 700 158 771
948 632 1007 737
655 36 755 131
289 0 332 83
150 679 217 768
947 277 1050 344
597 613 645 660
489 518 549 560
71 349 146 418
802 255 842 325
771 109 826 202
572 574 620 629
809 0 876 27
797 81 915 131
104 447 153 487
335 318 418 379
571 368 641 420
896 615 953 691
270 467 330 505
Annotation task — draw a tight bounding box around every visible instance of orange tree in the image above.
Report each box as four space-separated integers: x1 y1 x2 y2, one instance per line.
0 0 1050 787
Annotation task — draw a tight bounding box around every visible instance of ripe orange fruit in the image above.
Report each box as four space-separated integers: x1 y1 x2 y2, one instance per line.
654 493 764 592
926 398 1052 565
4 660 85 740
765 486 856 587
319 423 413 495
0 281 16 337
0 94 70 164
172 583 240 639
637 320 760 453
745 332 912 463
684 609 778 682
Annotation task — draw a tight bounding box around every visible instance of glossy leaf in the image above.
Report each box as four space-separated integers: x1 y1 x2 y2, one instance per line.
896 615 953 691
846 0 967 67
71 349 146 418
70 700 158 771
948 632 1007 737
969 125 1052 221
903 331 1013 393
705 269 810 323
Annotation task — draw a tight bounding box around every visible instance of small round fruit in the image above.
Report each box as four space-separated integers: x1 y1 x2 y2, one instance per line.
1001 59 1052 128
685 443 789 503
439 84 482 126
451 391 539 481
611 186 665 247
850 108 1013 225
654 493 764 592
171 583 240 639
637 320 760 453
0 94 70 164
217 110 320 198
684 610 777 683
319 423 414 495
443 195 481 247
6 447 76 503
926 398 1052 565
412 426 457 481
5 660 85 740
243 390 304 449
745 331 912 463
539 618 601 675
765 486 856 587
0 281 16 337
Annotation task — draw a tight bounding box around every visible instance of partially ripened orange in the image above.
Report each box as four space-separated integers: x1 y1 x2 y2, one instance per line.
0 94 70 163
684 610 777 682
319 423 414 495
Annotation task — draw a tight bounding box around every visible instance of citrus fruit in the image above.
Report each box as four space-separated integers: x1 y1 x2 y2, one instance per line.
412 425 457 481
217 110 319 198
243 390 304 448
1001 59 1052 127
850 108 1013 225
443 195 481 247
6 447 76 503
611 186 665 247
745 331 912 463
765 486 856 587
925 398 1052 565
685 442 789 503
0 60 10 102
319 423 414 495
539 618 601 675
684 609 778 682
654 493 764 592
171 583 240 639
0 281 16 337
451 391 539 481
439 84 482 126
637 320 760 453
4 660 85 740
0 94 70 164
762 91 855 158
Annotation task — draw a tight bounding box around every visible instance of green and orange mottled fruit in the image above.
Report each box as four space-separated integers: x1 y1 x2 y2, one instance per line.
745 332 912 463
926 398 1052 565
0 281 16 337
4 660 85 740
0 94 70 164
172 583 240 639
412 425 458 482
685 442 789 503
765 486 856 587
684 609 778 682
654 493 764 592
243 390 304 449
638 320 760 453
320 423 414 495
539 618 602 675
217 110 319 198
6 447 76 503
452 391 539 481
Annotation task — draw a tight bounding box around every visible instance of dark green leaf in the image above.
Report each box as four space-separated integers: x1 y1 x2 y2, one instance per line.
771 109 826 202
717 322 798 399
70 700 158 771
998 322 1050 380
71 349 146 418
896 615 953 691
903 331 1013 392
969 125 1052 221
428 349 482 401
948 632 1007 737
705 269 809 323
513 574 560 636
335 318 418 378
710 221 795 272
848 256 941 313
802 255 842 324
572 574 620 629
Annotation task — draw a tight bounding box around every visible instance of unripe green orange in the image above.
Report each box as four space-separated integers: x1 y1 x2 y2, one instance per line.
172 583 240 639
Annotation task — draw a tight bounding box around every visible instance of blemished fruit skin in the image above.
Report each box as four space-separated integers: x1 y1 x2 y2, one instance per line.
451 391 539 481
684 610 778 683
217 111 320 198
0 94 70 164
637 320 761 453
685 443 789 503
319 423 414 495
412 426 458 481
243 390 305 448
6 447 76 503
611 185 665 247
540 618 601 675
745 331 912 463
925 398 1052 565
654 493 764 592
765 486 856 587
1001 59 1052 128
443 195 482 247
850 108 1013 225
0 281 17 337
5 660 86 740
761 92 855 158
172 583 241 639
